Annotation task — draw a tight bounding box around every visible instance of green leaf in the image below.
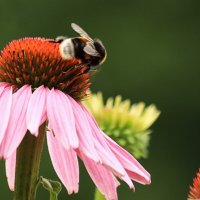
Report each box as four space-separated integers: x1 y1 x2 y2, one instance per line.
39 176 62 200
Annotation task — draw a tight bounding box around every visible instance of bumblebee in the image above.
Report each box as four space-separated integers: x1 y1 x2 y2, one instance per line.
56 23 107 71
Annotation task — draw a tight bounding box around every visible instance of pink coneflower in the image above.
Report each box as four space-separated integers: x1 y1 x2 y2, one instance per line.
0 37 150 199
188 169 200 200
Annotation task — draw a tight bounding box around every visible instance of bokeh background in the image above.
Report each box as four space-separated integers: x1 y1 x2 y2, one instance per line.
0 0 200 199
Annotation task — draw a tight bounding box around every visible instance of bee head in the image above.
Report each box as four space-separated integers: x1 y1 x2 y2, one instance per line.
93 39 107 65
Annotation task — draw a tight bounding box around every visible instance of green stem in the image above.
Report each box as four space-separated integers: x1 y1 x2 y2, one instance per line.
14 123 46 200
94 188 105 200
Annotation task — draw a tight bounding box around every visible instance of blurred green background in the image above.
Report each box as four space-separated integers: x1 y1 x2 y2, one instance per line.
0 0 199 199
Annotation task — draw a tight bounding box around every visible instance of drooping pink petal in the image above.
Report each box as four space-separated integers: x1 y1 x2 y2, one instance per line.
0 82 8 87
0 82 9 96
5 151 16 191
26 86 48 135
47 89 78 150
103 132 151 185
81 105 134 189
80 105 123 175
0 85 32 159
67 95 101 163
0 87 12 144
47 130 79 194
79 151 119 200
92 128 134 189
84 102 150 185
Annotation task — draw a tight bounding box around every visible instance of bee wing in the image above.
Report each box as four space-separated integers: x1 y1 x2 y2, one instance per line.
71 23 93 42
83 43 100 56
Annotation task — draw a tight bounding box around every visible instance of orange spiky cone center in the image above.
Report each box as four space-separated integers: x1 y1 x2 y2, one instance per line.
0 37 90 100
188 169 200 200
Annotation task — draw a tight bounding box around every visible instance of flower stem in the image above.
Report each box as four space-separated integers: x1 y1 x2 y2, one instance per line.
94 188 105 200
14 123 46 200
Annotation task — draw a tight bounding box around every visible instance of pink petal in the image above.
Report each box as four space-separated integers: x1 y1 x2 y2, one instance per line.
47 130 79 194
5 151 16 191
47 89 78 150
81 105 134 189
67 95 101 163
84 104 150 185
0 82 8 95
103 132 151 185
80 151 119 200
26 86 48 135
0 82 8 87
0 85 32 159
81 105 123 175
0 87 12 144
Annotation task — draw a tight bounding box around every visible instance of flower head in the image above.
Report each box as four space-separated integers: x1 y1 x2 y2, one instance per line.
0 38 90 100
188 169 200 200
0 37 151 199
83 92 160 158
